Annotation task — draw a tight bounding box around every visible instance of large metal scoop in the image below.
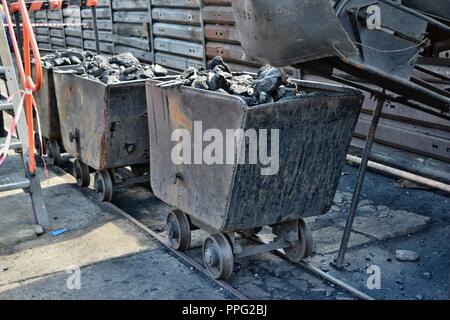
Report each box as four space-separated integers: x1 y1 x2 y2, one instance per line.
231 0 357 67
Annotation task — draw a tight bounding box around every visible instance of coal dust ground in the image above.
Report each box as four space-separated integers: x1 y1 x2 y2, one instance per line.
0 149 448 300
115 164 449 300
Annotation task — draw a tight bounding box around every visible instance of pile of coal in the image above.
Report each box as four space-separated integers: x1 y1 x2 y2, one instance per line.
178 56 312 106
41 49 86 68
42 50 168 84
77 53 168 84
79 52 168 84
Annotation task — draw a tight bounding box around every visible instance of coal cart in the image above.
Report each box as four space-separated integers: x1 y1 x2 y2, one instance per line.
32 64 76 165
53 72 160 202
146 78 364 279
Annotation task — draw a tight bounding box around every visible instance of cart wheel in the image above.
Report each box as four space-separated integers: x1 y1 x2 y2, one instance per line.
46 140 61 166
94 171 114 202
241 227 263 238
166 210 191 251
131 164 150 176
284 219 314 263
203 233 234 280
73 159 90 188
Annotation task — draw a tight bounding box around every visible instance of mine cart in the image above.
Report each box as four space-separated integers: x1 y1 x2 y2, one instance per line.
32 64 75 165
146 78 364 279
53 72 168 202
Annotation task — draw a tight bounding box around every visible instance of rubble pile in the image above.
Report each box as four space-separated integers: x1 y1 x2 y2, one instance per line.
42 50 168 84
179 56 313 106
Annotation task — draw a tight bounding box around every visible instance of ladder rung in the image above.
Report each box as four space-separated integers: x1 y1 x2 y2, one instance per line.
0 137 22 150
0 174 30 192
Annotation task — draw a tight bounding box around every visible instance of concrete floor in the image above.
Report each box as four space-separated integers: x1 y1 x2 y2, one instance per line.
0 152 231 300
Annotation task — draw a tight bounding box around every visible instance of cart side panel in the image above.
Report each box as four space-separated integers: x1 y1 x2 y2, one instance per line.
54 73 107 169
33 67 61 141
225 94 363 231
102 82 150 169
147 81 245 231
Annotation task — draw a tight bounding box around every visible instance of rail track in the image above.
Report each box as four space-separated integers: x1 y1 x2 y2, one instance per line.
52 163 374 301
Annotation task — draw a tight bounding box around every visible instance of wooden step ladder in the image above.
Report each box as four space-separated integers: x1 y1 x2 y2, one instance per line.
0 1 49 230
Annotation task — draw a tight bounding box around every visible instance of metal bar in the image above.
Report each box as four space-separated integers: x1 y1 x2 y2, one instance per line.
147 0 155 63
91 6 100 54
324 72 450 121
236 240 291 259
378 0 450 34
199 0 207 68
333 96 386 268
45 9 51 50
79 6 84 51
10 0 99 12
60 9 67 49
107 0 115 55
414 65 450 82
0 112 5 137
251 236 375 300
14 12 23 53
113 175 149 189
29 174 50 230
346 154 450 194
299 261 375 301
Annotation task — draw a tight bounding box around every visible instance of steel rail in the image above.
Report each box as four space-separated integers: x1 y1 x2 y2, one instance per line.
102 202 249 301
51 165 375 300
250 237 375 301
113 201 376 301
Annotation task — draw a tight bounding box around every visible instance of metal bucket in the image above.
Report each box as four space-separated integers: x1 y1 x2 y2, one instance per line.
53 72 151 171
146 79 364 233
230 0 356 67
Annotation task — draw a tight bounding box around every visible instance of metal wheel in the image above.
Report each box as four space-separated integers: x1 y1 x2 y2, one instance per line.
73 159 90 187
46 140 61 166
166 210 191 251
284 219 314 263
94 171 114 202
202 233 234 280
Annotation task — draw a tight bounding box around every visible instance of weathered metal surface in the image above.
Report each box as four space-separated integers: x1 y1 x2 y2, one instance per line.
53 73 152 170
32 65 62 142
147 79 363 233
230 0 356 66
